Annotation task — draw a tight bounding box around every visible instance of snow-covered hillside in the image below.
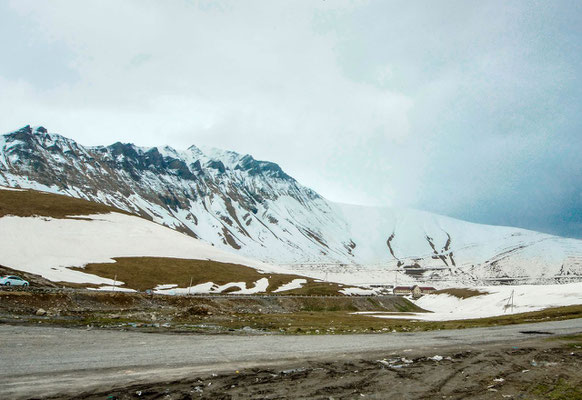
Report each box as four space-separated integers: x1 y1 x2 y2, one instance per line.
0 185 313 293
1 125 581 286
355 282 582 321
0 211 285 285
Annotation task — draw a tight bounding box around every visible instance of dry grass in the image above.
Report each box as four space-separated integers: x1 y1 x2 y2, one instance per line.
234 304 582 334
0 188 127 218
73 256 348 294
433 288 488 299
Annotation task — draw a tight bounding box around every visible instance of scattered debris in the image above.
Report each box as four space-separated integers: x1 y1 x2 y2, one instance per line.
281 367 307 374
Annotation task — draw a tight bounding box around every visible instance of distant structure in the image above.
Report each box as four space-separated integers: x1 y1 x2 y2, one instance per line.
393 285 437 299
362 284 394 295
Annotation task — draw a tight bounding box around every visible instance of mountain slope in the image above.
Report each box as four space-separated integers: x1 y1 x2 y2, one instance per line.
1 126 581 285
0 186 349 294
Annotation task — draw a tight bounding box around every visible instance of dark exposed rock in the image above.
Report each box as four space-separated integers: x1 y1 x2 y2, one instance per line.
0 125 346 262
206 160 226 173
235 154 292 180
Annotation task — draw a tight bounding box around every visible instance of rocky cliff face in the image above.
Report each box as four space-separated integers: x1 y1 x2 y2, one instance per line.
0 125 351 262
1 125 581 285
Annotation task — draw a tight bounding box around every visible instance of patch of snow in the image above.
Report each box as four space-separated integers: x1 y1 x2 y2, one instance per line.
232 278 269 294
340 287 379 296
87 286 137 293
153 278 270 295
273 278 307 293
0 185 24 191
212 282 246 293
154 284 178 290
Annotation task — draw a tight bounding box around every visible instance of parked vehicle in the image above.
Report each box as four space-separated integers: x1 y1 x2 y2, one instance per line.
0 275 29 286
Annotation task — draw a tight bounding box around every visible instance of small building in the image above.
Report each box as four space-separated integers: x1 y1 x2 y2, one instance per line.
393 285 437 298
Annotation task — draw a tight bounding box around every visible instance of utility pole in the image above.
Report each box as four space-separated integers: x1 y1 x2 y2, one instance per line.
188 276 193 295
112 274 117 292
505 290 515 313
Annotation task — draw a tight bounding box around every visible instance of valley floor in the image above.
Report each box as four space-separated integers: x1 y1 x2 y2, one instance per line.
1 320 581 399
3 287 582 335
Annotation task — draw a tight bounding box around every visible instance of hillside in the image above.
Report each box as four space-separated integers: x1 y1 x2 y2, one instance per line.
0 187 350 294
1 125 581 286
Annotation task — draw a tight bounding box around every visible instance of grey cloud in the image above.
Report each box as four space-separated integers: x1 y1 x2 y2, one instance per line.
0 0 579 237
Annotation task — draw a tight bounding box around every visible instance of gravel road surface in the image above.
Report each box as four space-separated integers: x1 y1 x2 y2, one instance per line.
1 318 582 399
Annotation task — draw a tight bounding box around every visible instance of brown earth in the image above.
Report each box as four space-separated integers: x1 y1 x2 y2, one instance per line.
0 288 424 335
0 187 129 218
434 288 489 299
72 256 351 294
58 335 582 400
2 288 582 336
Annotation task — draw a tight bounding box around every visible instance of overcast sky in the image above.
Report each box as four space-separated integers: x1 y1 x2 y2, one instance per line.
0 0 580 238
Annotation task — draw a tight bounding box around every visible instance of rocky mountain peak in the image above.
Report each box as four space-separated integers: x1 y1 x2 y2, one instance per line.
0 125 323 255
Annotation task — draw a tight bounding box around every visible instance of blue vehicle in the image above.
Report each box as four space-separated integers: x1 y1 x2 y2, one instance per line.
0 275 29 286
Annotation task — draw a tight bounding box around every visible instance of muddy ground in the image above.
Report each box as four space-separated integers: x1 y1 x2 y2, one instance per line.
58 335 582 400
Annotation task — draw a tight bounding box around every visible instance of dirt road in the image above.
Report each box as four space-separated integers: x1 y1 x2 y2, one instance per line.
78 338 582 399
1 318 582 399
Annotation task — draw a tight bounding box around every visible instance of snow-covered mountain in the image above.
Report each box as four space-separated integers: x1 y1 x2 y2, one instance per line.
1 125 581 285
0 186 341 294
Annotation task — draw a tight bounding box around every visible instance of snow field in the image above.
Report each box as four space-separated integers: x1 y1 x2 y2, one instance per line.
354 282 582 321
0 212 296 285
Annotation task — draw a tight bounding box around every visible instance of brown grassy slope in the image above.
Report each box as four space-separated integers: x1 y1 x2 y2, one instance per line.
0 188 129 218
74 257 348 294
433 288 488 299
